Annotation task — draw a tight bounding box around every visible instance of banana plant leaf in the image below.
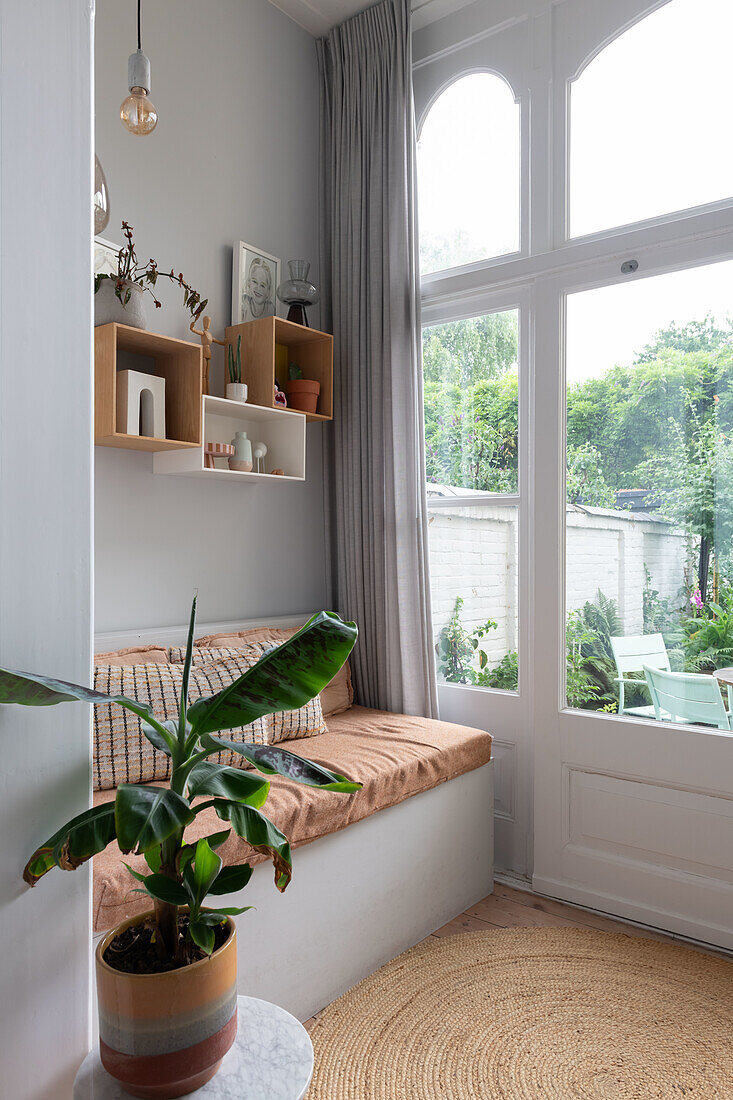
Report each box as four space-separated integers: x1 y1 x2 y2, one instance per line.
115 785 195 854
0 667 160 726
200 735 360 792
185 761 270 808
213 800 292 890
207 862 253 895
24 803 117 885
187 612 357 736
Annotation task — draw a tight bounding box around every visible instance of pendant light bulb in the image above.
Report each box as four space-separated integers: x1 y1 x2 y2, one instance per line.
120 3 157 136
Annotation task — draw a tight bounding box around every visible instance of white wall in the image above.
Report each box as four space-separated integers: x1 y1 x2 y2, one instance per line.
94 0 327 631
0 3 94 1097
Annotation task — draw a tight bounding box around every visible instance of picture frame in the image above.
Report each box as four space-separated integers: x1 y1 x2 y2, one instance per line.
231 241 281 325
94 235 121 279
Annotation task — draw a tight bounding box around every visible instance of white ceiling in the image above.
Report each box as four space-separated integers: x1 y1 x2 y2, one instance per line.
268 0 473 38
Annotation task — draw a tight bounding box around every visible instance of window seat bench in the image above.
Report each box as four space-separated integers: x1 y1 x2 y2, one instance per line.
92 704 493 1019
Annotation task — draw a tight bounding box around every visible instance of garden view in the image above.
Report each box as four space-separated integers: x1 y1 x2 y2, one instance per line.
424 307 733 712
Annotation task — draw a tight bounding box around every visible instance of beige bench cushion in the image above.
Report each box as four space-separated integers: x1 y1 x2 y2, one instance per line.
92 706 492 933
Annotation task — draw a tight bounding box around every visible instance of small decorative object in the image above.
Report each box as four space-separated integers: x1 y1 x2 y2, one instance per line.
277 260 320 327
274 382 288 408
116 369 166 438
253 441 268 473
225 333 247 402
229 430 253 472
232 242 280 323
120 0 158 135
1 599 358 1100
95 222 208 331
271 468 285 476
190 316 226 396
94 155 110 234
204 442 234 469
285 361 321 415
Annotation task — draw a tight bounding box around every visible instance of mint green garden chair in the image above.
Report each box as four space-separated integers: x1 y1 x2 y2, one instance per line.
610 633 671 719
643 665 732 730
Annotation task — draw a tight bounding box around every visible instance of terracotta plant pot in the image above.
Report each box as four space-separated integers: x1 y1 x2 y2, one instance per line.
95 912 237 1099
285 378 320 415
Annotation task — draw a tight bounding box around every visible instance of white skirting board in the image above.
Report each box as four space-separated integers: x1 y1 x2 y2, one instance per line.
92 761 493 1026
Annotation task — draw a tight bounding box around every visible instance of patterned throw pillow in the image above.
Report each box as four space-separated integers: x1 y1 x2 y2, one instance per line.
93 652 267 791
172 636 330 743
167 645 257 665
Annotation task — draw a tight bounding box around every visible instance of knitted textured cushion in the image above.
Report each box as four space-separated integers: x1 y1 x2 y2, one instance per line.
93 652 268 791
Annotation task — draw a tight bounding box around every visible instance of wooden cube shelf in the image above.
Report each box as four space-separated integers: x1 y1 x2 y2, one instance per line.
95 323 203 451
153 396 306 482
225 316 333 423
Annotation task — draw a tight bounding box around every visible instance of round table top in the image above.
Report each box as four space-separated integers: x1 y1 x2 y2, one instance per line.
713 667 733 686
73 996 314 1100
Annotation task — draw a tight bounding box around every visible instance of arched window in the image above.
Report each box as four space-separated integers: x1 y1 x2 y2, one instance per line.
418 73 520 274
570 0 733 238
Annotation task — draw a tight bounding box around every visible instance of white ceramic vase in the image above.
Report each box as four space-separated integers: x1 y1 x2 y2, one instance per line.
95 278 147 330
229 430 253 472
226 383 248 403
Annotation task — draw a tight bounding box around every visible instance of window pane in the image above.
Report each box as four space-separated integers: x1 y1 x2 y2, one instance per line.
424 308 520 691
565 261 733 724
418 74 520 274
429 503 519 692
570 0 733 237
423 310 519 493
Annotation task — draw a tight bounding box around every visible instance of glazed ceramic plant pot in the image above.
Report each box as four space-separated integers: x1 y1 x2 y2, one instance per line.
95 912 237 1099
285 378 320 415
225 382 247 403
95 278 147 330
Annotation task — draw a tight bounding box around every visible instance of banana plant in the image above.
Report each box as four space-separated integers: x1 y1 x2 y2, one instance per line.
0 599 359 963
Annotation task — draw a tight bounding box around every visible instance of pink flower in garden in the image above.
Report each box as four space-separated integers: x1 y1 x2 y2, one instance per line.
690 588 704 611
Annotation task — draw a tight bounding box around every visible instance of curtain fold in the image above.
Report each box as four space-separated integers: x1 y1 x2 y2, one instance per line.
317 0 438 717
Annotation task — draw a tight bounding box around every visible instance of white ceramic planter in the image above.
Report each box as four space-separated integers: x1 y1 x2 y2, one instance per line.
95 279 147 330
226 382 248 403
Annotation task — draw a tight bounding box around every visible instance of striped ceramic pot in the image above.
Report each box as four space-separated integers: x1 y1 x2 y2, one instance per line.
95 912 237 1099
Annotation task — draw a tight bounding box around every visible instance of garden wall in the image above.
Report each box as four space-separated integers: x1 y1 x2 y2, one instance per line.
428 501 687 668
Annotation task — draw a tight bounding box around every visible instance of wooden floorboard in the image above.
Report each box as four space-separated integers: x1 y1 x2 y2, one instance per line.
303 881 727 1027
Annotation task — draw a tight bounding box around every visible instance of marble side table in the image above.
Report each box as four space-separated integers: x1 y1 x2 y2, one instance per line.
73 996 314 1100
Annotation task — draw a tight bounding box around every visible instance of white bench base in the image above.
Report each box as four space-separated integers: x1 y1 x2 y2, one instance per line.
229 761 494 1021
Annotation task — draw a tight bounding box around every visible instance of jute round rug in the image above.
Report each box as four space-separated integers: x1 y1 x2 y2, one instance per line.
307 928 733 1099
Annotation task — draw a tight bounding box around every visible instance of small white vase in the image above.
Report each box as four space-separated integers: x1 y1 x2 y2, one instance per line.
229 430 253 472
226 383 248 403
95 278 147 330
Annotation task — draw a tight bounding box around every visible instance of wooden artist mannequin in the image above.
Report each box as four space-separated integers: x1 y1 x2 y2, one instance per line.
190 315 226 395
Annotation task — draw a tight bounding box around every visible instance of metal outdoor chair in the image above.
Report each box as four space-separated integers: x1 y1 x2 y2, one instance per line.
610 633 671 719
643 665 732 730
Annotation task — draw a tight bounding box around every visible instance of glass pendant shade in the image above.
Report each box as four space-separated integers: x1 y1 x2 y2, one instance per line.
277 261 320 326
94 154 110 233
120 88 158 135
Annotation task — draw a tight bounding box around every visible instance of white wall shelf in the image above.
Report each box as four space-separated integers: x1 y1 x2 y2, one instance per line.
153 396 306 482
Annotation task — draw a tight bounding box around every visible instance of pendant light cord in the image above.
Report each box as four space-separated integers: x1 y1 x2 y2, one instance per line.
137 0 142 50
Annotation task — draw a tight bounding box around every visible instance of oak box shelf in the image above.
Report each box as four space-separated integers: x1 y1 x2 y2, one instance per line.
95 323 203 451
225 316 333 423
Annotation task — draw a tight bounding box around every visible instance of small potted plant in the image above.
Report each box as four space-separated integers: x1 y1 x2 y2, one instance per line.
226 334 247 403
0 601 358 1098
95 222 209 331
285 361 321 415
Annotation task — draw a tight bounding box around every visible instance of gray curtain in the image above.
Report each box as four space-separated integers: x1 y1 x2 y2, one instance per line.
317 0 438 717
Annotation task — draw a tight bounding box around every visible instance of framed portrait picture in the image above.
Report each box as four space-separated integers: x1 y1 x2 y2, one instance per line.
94 236 121 278
232 242 280 325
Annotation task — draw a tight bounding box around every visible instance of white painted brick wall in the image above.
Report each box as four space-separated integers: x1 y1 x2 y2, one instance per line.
429 503 687 674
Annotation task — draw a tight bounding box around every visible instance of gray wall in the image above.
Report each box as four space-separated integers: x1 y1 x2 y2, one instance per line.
95 0 327 632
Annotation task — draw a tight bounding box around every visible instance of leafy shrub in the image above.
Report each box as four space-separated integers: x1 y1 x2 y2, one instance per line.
682 587 733 672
